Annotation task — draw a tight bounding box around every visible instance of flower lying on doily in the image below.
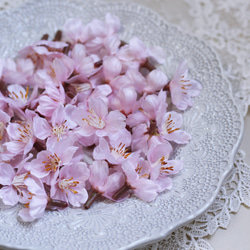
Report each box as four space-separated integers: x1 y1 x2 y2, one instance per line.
0 13 201 222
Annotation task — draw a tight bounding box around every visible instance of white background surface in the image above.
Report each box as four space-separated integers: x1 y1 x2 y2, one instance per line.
0 0 249 249
206 110 250 250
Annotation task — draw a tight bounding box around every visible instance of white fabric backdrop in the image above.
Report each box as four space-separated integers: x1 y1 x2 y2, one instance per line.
0 0 249 249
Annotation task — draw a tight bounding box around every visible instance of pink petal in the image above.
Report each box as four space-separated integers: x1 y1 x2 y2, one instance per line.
122 160 138 183
101 172 125 199
5 141 26 154
103 56 122 81
18 208 34 222
148 142 172 164
29 195 47 219
0 186 19 206
89 160 109 189
33 116 51 140
132 178 160 202
145 69 168 92
67 187 88 207
152 176 172 192
0 163 15 185
164 130 192 144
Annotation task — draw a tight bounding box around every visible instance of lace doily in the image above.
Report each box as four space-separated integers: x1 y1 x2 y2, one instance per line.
0 0 249 249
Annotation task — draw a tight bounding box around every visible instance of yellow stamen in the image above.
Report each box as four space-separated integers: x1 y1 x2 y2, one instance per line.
82 108 105 129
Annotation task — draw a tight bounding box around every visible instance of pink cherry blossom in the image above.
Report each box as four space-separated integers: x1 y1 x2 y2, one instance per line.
85 160 125 207
18 39 68 67
93 134 135 165
84 13 121 55
0 154 33 206
148 142 183 192
36 84 66 117
26 138 78 185
127 90 167 128
70 43 96 78
169 61 202 110
102 55 122 82
70 97 126 139
157 111 191 144
62 18 90 44
18 176 48 222
3 83 38 110
0 162 28 206
33 104 77 150
35 55 74 88
50 162 89 207
4 109 36 155
108 86 142 116
2 58 34 86
120 158 160 202
142 69 168 94
116 36 165 71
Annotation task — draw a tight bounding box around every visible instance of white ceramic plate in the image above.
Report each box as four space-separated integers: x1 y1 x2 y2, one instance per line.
0 0 244 249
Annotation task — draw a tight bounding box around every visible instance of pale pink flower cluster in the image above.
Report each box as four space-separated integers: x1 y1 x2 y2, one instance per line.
0 14 202 221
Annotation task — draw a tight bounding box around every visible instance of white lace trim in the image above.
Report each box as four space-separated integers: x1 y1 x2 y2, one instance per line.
0 1 249 249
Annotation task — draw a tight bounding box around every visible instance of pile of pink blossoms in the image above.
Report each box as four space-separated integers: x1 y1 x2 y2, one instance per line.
0 14 202 222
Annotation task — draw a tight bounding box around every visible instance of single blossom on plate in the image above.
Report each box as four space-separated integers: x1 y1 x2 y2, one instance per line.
36 84 66 117
118 158 160 202
35 55 74 88
33 104 77 150
50 162 89 207
18 39 69 69
0 153 33 206
0 162 29 206
148 142 183 192
84 13 121 55
18 176 48 222
126 90 167 128
93 133 136 165
84 160 125 208
3 83 38 110
70 97 126 140
140 69 168 94
116 36 165 71
62 18 90 44
157 111 191 144
2 58 34 86
169 61 202 110
26 138 78 185
4 109 36 155
108 86 142 116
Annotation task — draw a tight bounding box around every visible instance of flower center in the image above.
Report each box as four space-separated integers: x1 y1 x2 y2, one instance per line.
12 173 29 188
0 122 4 140
163 114 179 134
52 120 68 141
17 123 33 143
8 86 29 103
71 83 91 93
110 142 131 159
59 177 79 194
180 76 192 95
135 164 149 179
12 173 29 196
42 153 61 172
159 156 174 175
82 108 105 129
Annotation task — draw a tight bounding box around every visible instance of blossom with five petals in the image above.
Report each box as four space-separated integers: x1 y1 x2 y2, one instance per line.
169 61 202 110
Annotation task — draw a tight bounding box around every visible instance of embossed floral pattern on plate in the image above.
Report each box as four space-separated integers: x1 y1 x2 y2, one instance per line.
0 0 244 249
